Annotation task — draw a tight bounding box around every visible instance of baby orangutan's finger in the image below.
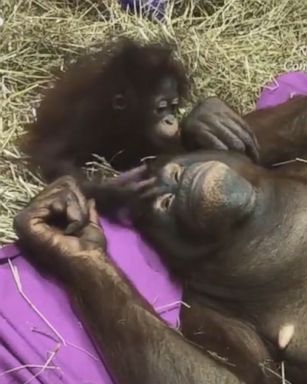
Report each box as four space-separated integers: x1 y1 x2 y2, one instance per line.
113 164 147 186
129 177 157 193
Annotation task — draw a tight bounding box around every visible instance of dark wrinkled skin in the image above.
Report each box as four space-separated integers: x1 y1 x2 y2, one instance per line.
181 95 307 166
14 95 307 384
128 147 307 383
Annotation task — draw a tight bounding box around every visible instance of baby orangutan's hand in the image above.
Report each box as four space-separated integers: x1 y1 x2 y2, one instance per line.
14 176 106 278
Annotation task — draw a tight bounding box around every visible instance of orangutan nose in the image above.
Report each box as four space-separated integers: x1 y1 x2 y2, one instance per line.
164 115 176 125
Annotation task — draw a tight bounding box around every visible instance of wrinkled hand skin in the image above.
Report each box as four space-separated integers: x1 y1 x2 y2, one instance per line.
13 176 245 384
182 95 307 167
181 96 260 162
14 176 106 278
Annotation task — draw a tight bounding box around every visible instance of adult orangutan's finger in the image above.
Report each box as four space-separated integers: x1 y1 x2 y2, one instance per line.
14 206 56 247
88 199 100 226
65 191 89 235
79 199 106 249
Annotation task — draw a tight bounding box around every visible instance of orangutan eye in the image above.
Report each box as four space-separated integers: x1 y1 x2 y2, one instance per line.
163 163 182 183
154 193 175 212
156 100 168 114
171 98 179 112
172 165 183 183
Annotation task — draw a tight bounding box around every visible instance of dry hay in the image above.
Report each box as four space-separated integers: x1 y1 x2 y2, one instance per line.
0 0 307 243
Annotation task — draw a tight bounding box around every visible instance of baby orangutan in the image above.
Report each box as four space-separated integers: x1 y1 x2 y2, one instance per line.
21 38 187 181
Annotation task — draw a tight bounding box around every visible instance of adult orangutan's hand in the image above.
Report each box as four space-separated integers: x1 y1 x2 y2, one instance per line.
14 176 106 278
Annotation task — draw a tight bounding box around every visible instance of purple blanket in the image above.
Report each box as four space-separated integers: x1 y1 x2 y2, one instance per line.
1 71 307 383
